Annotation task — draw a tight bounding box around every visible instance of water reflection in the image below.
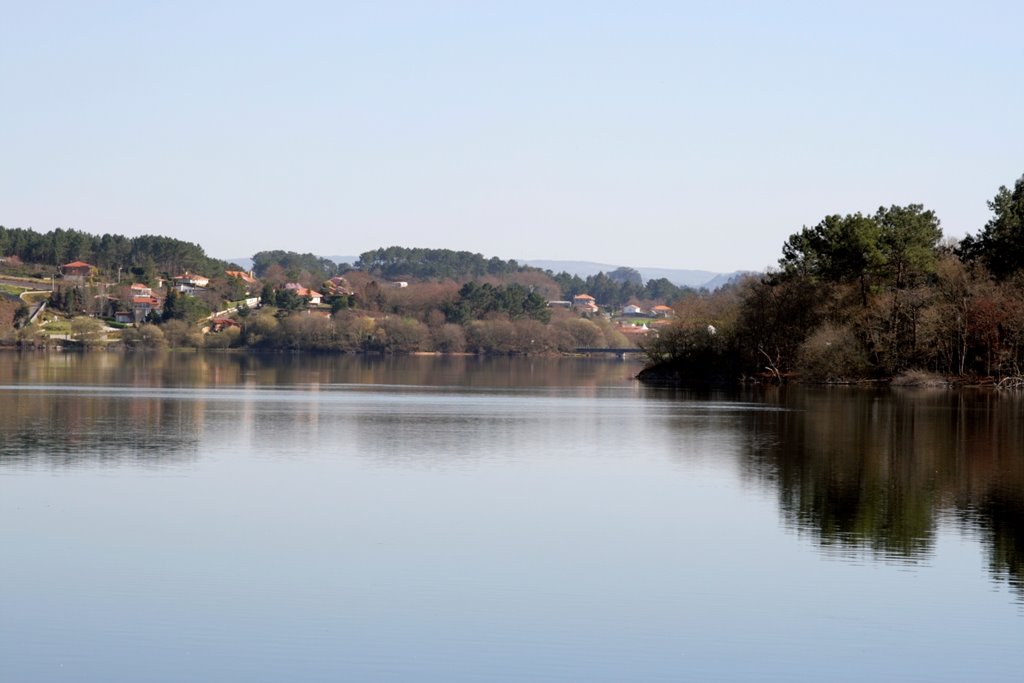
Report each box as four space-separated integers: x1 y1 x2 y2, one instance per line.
3 351 1022 601
0 351 642 471
0 388 202 468
0 350 643 390
645 385 1024 597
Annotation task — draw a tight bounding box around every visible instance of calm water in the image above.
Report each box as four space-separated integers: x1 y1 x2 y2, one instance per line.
1 352 1022 682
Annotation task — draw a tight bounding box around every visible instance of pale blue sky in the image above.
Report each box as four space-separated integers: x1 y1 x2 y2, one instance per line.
2 1 1022 271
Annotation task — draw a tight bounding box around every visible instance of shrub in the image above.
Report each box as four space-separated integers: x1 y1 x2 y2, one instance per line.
796 323 871 382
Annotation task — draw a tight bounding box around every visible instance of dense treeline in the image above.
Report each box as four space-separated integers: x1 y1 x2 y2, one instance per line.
0 226 231 279
642 172 1024 383
553 267 692 307
443 282 551 324
251 250 346 283
110 305 628 355
357 246 528 280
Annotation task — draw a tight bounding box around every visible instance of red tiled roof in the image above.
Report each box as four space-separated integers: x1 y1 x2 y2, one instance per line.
63 261 93 268
226 270 257 284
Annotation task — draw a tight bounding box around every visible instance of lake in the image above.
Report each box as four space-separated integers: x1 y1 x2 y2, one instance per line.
1 352 1022 681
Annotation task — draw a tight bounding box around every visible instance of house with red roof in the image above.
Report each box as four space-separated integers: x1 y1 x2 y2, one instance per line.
208 317 240 333
62 261 94 282
226 270 258 285
572 293 599 315
131 296 162 323
285 283 323 306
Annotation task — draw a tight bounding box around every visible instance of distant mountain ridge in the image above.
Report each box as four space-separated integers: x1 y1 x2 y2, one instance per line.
225 255 748 289
520 259 745 290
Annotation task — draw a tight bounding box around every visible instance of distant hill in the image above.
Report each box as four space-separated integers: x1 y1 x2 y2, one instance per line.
225 254 750 289
702 271 756 290
521 259 744 289
225 256 358 272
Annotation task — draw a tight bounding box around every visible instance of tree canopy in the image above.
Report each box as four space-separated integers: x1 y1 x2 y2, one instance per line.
356 246 526 280
443 282 550 324
0 226 230 279
778 204 941 295
251 250 342 283
960 173 1024 280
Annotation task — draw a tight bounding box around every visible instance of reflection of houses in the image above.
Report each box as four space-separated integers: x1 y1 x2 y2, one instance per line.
62 261 95 282
285 283 323 305
572 293 599 315
173 272 209 294
652 305 674 318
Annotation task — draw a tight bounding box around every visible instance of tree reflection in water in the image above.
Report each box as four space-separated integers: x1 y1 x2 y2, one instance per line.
734 387 1024 598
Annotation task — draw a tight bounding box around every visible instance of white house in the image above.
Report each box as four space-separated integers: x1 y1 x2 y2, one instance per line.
173 272 209 293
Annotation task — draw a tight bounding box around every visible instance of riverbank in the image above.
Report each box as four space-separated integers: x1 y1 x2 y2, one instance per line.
635 360 1022 389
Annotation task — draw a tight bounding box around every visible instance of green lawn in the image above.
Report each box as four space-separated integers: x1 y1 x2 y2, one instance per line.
0 284 28 297
40 319 72 334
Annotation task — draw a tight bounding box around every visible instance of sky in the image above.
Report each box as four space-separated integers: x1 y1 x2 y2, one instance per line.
2 1 1022 273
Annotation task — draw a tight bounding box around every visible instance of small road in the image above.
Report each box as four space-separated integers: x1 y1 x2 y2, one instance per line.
0 276 53 291
0 277 53 324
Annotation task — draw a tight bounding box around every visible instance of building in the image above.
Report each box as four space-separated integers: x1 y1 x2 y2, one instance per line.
324 276 353 296
208 317 240 332
572 293 599 315
284 283 323 306
226 270 258 286
61 261 94 282
173 272 210 292
623 304 643 315
131 295 163 323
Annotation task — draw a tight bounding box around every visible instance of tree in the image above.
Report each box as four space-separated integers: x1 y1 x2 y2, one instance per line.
961 173 1024 280
160 319 190 347
251 250 340 282
162 288 210 323
274 288 306 311
779 212 882 305
875 204 942 290
71 317 106 347
642 277 683 303
608 266 643 287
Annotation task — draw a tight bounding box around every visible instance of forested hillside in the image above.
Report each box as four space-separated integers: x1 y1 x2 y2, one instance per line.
0 226 231 279
641 172 1024 383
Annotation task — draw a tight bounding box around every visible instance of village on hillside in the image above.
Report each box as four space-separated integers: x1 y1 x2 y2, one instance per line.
0 247 683 353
